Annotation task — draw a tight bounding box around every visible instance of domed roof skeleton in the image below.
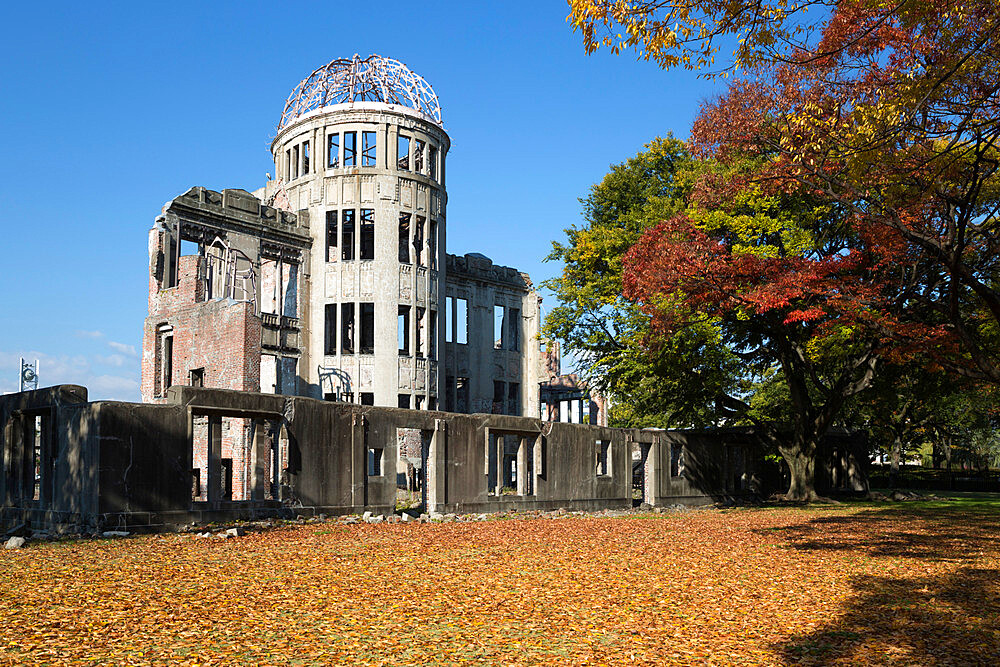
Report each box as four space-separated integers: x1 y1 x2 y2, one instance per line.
278 54 442 130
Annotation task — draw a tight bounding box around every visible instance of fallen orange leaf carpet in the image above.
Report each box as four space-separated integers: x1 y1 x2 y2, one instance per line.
2 502 998 665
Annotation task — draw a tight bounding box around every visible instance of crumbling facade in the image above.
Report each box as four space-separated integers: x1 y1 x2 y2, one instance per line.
142 55 544 419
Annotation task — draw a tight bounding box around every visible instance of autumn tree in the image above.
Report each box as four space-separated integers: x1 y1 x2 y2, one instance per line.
571 0 1000 382
543 137 741 428
623 154 894 499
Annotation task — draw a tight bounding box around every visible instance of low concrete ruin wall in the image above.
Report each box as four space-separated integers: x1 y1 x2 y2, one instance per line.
2 386 772 533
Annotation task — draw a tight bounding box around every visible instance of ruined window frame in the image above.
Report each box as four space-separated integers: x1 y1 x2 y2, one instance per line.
302 140 310 175
344 131 357 167
494 305 505 350
327 132 340 168
361 131 377 167
398 394 411 409
414 138 425 173
413 215 425 266
415 307 425 358
324 303 337 356
398 212 411 263
428 221 438 270
398 305 411 356
429 309 437 360
341 209 356 261
292 144 300 179
341 303 355 355
325 210 338 262
359 208 375 261
189 368 204 388
359 302 375 355
397 134 410 170
429 144 438 180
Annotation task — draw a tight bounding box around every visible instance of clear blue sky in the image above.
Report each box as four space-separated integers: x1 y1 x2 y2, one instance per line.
0 0 724 400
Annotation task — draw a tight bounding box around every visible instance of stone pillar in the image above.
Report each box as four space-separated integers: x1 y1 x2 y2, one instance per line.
207 416 222 509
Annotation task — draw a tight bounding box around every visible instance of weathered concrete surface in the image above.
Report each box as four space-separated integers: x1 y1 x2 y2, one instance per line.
2 385 864 534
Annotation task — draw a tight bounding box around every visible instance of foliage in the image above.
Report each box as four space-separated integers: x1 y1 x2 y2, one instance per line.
544 136 740 428
623 155 884 499
568 0 840 75
3 506 1000 664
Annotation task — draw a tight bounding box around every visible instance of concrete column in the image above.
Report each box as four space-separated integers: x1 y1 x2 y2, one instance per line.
516 435 529 496
426 418 447 511
207 416 222 509
251 419 269 500
352 412 366 507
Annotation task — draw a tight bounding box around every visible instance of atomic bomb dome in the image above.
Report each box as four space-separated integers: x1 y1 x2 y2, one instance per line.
278 54 443 130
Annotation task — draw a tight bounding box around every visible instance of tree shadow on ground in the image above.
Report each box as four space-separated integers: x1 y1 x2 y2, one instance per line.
763 506 1000 665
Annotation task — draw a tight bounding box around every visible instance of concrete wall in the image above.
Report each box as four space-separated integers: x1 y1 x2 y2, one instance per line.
3 386 778 534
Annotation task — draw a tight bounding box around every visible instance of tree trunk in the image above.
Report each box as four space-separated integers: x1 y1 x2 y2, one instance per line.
780 445 820 501
889 436 902 489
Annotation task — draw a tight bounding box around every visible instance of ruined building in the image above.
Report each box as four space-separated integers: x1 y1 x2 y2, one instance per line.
141 55 542 418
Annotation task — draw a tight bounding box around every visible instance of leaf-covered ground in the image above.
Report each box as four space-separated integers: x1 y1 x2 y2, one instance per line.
2 498 999 665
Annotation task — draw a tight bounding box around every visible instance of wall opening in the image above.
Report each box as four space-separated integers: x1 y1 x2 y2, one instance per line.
396 427 431 512
359 302 375 354
361 131 377 167
324 304 337 355
596 440 612 477
397 134 410 170
341 303 355 354
398 212 410 263
325 211 338 262
359 208 375 260
486 431 535 497
341 209 355 261
344 131 357 166
398 305 410 356
328 132 339 168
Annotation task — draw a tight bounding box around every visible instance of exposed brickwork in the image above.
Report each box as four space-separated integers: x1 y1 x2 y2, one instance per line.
141 240 263 403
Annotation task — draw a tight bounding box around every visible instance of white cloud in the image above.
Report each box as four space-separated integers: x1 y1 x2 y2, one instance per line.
107 341 138 357
75 330 105 339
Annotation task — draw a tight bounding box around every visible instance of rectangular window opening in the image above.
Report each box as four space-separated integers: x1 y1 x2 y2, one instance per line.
398 212 411 263
360 302 374 354
429 145 438 180
162 333 173 394
397 135 410 170
429 309 437 359
341 303 355 354
398 305 410 356
671 443 685 478
302 141 310 175
327 133 340 168
367 447 383 476
325 210 338 262
445 375 455 412
285 149 291 181
359 209 375 260
324 303 337 355
292 144 299 179
596 440 611 477
457 298 468 344
414 216 425 266
341 209 355 261
189 368 204 387
398 394 411 409
344 131 357 167
494 305 505 350
362 131 377 167
360 392 374 406
414 139 425 172
429 221 438 269
415 307 425 358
